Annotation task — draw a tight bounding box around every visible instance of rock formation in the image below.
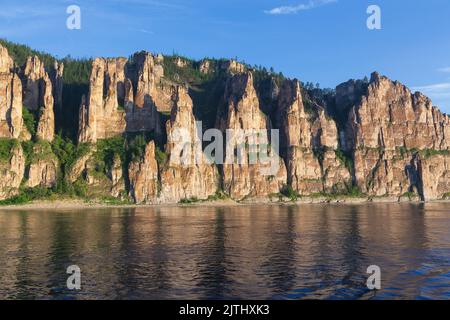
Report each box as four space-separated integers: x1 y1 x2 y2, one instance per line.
109 154 125 198
0 45 23 139
78 58 127 143
221 60 246 75
160 86 218 202
275 79 350 195
342 72 450 199
51 61 64 108
1 40 450 203
0 143 25 200
124 52 166 133
418 153 450 200
22 56 55 141
128 141 159 203
27 142 58 188
217 72 287 199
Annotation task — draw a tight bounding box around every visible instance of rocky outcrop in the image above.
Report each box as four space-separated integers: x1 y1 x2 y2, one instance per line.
0 45 23 139
276 80 350 195
22 56 55 141
199 60 211 74
108 154 125 198
2 39 450 203
124 52 166 132
128 141 159 203
27 143 58 188
160 86 218 202
418 153 450 200
78 58 127 143
51 61 64 108
312 109 351 192
345 72 450 198
0 143 25 200
220 60 245 75
217 72 287 199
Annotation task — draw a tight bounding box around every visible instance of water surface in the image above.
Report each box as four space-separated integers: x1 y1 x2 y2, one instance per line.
0 203 449 300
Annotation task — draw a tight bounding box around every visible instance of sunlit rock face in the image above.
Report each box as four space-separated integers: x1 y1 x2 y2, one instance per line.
418 154 450 201
275 79 350 195
128 141 159 204
26 142 58 189
160 86 218 203
78 58 127 143
22 56 56 141
216 72 287 200
0 143 25 200
343 72 450 199
2 39 450 203
0 45 23 139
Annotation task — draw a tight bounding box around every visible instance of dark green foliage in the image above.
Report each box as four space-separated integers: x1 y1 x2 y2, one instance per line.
0 194 30 205
179 197 200 204
22 107 38 137
0 39 56 71
162 55 211 85
335 148 354 173
21 140 34 166
95 136 126 171
420 149 450 159
127 134 148 162
0 138 19 162
155 146 167 167
281 185 299 201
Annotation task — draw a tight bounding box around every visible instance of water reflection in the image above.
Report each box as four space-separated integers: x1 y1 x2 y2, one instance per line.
0 203 449 300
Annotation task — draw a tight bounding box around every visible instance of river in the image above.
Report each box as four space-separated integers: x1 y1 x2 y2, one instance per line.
0 203 449 300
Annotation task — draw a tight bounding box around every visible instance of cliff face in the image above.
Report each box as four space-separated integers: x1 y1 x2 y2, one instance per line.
0 143 25 200
128 141 159 203
343 72 450 199
27 142 58 188
78 58 127 143
217 72 287 200
160 86 218 202
0 41 449 203
78 52 175 144
0 45 23 139
276 80 350 194
22 56 55 142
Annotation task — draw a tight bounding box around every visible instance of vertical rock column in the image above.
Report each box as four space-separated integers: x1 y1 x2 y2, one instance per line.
160 86 218 202
0 44 23 139
22 56 55 141
218 72 286 200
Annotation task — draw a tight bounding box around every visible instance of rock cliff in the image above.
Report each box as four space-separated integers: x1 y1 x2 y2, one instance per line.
0 45 23 139
160 86 218 202
0 41 449 203
0 143 25 200
128 141 159 203
22 56 55 141
217 72 287 200
342 72 450 199
276 80 350 195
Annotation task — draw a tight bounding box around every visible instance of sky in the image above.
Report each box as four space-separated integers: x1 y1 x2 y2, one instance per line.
1 0 450 113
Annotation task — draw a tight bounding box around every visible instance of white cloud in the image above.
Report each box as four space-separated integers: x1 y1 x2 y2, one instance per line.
265 0 337 15
412 83 450 113
437 67 450 73
412 83 450 94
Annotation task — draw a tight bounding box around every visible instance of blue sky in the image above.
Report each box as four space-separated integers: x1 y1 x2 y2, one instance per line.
1 0 450 113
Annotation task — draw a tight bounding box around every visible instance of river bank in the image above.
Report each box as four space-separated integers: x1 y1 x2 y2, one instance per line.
1 196 449 211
